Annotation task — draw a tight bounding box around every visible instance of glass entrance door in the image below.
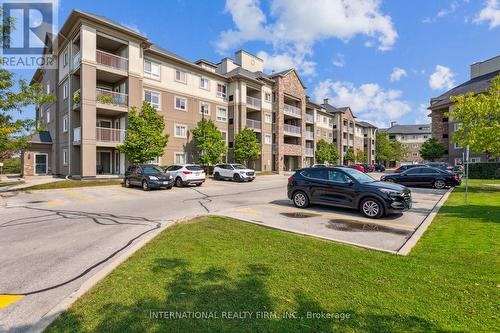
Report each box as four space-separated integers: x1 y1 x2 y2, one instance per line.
35 154 48 175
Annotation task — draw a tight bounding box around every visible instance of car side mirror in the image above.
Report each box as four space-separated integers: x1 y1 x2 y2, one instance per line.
346 179 354 186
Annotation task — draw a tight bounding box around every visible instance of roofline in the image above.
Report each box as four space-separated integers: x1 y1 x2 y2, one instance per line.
234 49 264 62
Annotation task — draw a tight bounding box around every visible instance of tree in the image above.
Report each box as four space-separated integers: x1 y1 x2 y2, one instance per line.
344 148 355 164
375 131 393 164
315 139 339 164
118 102 168 163
328 143 340 164
233 128 261 165
191 119 226 166
420 138 446 161
355 149 367 163
449 74 500 157
390 140 409 162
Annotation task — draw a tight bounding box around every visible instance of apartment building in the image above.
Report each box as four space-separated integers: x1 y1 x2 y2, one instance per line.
428 55 499 165
21 10 377 177
380 122 431 165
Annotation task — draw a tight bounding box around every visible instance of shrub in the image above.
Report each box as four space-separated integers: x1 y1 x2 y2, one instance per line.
467 162 500 179
1 157 21 174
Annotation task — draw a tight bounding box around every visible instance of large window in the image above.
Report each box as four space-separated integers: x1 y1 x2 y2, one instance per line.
175 96 187 111
264 134 272 145
216 106 227 122
63 115 68 132
175 152 187 164
144 90 160 109
200 102 210 115
264 92 271 102
216 83 227 98
63 149 68 165
144 59 160 80
264 113 272 124
175 124 188 138
200 77 210 90
63 82 68 99
175 69 187 83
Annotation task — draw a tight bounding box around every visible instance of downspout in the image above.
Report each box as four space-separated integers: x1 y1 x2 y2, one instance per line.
59 32 71 178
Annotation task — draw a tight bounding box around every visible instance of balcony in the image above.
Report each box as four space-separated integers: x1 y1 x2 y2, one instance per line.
96 127 126 146
305 131 314 140
342 138 348 145
305 148 314 156
96 88 128 111
284 124 301 136
96 49 128 72
305 113 314 123
72 51 81 71
348 139 353 146
284 104 301 118
246 96 261 110
246 119 261 132
73 127 81 144
343 126 348 132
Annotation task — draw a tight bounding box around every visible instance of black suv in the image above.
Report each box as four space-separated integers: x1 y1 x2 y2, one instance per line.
124 164 174 191
287 167 412 218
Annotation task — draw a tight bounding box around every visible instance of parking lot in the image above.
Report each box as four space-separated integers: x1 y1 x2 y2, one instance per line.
0 173 448 332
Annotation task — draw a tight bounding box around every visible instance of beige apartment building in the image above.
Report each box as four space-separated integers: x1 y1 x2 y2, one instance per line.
380 122 431 165
22 10 377 177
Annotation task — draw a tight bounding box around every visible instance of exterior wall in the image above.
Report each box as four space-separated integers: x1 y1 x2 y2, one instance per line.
21 145 52 176
430 107 449 162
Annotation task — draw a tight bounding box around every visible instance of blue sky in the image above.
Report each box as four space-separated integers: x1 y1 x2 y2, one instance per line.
11 0 500 127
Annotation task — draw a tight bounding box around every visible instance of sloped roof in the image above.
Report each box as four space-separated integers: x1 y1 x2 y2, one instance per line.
380 124 431 134
29 131 52 144
429 70 499 109
268 68 306 88
357 121 377 128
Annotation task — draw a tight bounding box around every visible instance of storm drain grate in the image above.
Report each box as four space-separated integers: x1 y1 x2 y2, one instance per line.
280 212 320 218
327 219 412 235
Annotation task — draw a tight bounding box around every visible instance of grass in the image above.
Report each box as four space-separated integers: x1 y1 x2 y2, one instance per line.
18 179 122 191
46 180 499 332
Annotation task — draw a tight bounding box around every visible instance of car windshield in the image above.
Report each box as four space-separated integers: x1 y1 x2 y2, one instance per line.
232 164 247 170
142 166 164 174
342 168 375 183
186 165 203 171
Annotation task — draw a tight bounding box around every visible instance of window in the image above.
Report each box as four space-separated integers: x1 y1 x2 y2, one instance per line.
316 114 321 122
144 59 160 79
264 113 272 124
264 93 271 102
63 50 68 67
329 132 333 139
323 116 327 123
412 144 418 148
316 129 321 135
200 102 210 115
264 134 272 145
329 118 333 126
63 82 68 99
412 152 418 157
175 96 187 111
470 157 481 163
175 152 187 164
46 110 50 123
219 130 227 145
144 90 160 109
63 149 68 165
46 82 50 94
200 77 210 90
442 133 449 139
423 135 428 139
63 116 68 132
454 142 462 149
175 69 187 83
454 123 461 131
216 107 227 122
216 83 227 98
175 124 188 138
442 117 448 122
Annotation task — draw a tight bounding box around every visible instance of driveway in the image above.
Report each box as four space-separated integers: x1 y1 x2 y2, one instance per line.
0 174 446 332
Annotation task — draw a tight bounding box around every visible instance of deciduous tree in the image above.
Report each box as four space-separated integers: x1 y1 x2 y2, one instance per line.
355 149 367 163
233 128 261 165
344 148 355 164
420 138 446 161
191 119 226 166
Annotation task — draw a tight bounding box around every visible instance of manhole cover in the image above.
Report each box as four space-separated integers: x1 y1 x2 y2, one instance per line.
280 212 320 218
327 219 411 235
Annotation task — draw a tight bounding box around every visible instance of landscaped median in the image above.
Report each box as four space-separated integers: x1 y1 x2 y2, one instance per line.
15 179 122 191
45 180 499 332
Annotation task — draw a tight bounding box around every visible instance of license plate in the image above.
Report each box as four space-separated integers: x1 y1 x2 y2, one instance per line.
162 181 169 185
195 172 200 176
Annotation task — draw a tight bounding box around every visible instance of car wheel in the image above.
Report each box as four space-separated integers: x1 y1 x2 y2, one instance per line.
175 177 184 187
124 178 131 188
248 179 254 182
292 191 309 208
233 174 241 182
214 172 220 180
385 178 395 183
142 180 150 191
360 198 384 219
196 183 202 187
434 179 446 189
166 185 173 190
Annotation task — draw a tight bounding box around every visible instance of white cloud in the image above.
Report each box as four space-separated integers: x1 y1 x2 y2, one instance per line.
390 67 407 82
423 1 459 23
331 53 345 68
428 65 455 90
257 51 316 76
474 0 500 29
215 0 398 76
414 103 431 124
312 80 411 128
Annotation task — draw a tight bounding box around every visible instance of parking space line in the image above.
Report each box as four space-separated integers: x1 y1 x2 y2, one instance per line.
235 207 262 215
62 189 91 202
0 295 23 309
47 200 64 207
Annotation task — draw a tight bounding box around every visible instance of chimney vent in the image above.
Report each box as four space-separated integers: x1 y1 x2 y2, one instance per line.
323 98 329 105
390 121 397 127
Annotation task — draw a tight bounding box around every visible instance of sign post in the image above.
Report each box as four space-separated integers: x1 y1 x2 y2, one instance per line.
465 145 469 204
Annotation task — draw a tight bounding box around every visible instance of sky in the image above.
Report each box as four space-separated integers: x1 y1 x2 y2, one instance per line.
10 0 500 128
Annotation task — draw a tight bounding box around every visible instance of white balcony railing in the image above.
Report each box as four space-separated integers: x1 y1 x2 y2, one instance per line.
348 139 354 146
72 51 81 70
96 88 128 107
284 104 301 118
343 126 348 132
96 127 126 144
246 96 261 109
96 49 128 71
284 123 301 136
305 148 314 156
246 119 261 131
342 138 348 145
306 113 314 123
73 127 81 144
305 131 314 140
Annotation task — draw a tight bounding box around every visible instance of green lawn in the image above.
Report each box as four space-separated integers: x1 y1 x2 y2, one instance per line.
46 180 499 332
18 179 122 191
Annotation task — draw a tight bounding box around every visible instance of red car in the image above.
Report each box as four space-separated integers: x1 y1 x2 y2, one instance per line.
348 164 365 172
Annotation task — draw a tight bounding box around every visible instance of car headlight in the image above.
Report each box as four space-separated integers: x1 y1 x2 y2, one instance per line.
240 171 246 175
149 176 159 180
379 188 402 196
168 175 172 179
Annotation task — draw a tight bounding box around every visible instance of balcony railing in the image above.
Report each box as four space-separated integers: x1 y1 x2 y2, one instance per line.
96 88 128 107
246 119 261 131
72 51 81 70
305 131 314 140
96 49 128 71
284 123 301 136
73 127 81 144
246 96 261 109
348 139 353 146
284 104 301 118
305 113 314 123
96 127 126 144
342 138 348 145
343 126 348 132
305 148 314 156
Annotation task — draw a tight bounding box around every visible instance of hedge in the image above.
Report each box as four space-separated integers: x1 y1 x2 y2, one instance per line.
1 157 21 174
467 162 500 179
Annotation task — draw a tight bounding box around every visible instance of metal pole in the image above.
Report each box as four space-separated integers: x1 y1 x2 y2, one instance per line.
465 145 469 204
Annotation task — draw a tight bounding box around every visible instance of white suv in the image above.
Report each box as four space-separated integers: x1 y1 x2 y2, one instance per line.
213 164 255 182
164 164 206 187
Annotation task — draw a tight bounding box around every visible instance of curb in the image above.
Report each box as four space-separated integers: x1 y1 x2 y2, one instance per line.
396 187 454 256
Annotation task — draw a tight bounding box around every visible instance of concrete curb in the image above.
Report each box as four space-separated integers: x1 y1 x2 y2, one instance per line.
396 187 454 256
25 215 199 333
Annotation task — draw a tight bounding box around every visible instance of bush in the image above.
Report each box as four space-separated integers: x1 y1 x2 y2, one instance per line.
1 157 21 174
467 162 500 179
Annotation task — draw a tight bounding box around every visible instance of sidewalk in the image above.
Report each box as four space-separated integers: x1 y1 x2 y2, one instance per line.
0 176 64 192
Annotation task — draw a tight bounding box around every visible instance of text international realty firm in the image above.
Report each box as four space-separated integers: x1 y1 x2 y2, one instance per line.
150 311 351 321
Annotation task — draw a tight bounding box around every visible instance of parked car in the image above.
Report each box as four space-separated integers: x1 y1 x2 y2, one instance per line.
381 166 461 189
426 162 454 172
213 164 255 182
124 164 173 191
361 164 375 172
374 163 385 172
394 164 428 173
164 164 206 187
312 164 327 168
348 164 365 172
287 166 412 218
